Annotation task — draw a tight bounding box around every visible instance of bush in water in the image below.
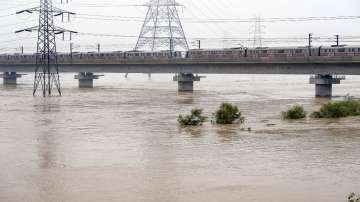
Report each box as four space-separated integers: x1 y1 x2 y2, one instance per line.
178 108 207 126
282 105 307 120
215 103 244 124
311 100 360 118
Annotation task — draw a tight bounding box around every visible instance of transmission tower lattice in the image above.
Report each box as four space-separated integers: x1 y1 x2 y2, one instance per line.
135 0 189 52
16 0 76 96
251 16 265 48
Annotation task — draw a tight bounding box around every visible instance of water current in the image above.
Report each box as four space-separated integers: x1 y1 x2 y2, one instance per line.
0 74 359 202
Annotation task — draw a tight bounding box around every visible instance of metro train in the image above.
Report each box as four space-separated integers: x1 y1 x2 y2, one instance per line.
1 45 360 63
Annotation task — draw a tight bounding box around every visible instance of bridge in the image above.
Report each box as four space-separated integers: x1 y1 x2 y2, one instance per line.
0 56 359 97
2 0 360 97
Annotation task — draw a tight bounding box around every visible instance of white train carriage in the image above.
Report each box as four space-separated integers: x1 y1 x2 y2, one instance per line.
247 47 320 58
246 48 271 57
320 46 360 57
0 54 9 61
5 54 36 63
124 51 183 60
101 52 125 60
187 48 244 59
62 51 125 63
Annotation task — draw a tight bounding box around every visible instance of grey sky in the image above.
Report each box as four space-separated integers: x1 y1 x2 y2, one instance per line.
0 0 360 53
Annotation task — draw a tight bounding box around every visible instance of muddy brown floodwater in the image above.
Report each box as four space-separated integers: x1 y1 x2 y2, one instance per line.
0 74 360 202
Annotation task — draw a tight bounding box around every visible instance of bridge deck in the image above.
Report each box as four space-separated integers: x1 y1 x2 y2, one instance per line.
0 57 360 75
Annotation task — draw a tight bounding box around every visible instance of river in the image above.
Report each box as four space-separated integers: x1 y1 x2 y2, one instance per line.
0 74 359 202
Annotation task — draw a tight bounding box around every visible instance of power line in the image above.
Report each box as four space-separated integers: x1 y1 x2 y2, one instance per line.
78 32 138 38
74 32 360 41
67 2 145 8
70 14 360 23
0 20 37 28
0 1 38 12
0 36 37 45
0 13 16 18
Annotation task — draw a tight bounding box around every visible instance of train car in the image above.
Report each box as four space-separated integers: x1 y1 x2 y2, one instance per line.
316 46 360 57
124 51 183 60
247 46 323 58
61 51 126 63
245 47 270 58
187 48 244 60
4 54 36 63
0 54 9 61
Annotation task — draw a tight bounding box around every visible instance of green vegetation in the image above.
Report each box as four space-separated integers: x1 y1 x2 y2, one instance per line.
215 103 244 124
282 105 307 120
311 100 360 118
178 108 207 126
348 193 360 202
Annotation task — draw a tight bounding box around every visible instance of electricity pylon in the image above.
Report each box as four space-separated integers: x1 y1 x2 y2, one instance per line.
251 16 265 48
16 0 76 96
135 0 189 52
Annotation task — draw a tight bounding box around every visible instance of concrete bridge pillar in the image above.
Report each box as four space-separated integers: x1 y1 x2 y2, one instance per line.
75 72 103 88
0 72 23 85
310 74 345 97
173 73 202 92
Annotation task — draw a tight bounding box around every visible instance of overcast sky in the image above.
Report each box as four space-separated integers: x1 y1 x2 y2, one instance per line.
1 0 360 53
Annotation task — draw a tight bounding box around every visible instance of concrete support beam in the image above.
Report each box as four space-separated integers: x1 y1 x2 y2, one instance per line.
74 72 103 88
173 73 202 92
0 72 23 85
310 74 345 97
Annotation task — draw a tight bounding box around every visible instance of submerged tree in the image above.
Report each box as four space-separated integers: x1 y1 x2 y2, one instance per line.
311 100 360 118
215 103 244 124
348 193 360 202
282 105 307 120
178 108 207 126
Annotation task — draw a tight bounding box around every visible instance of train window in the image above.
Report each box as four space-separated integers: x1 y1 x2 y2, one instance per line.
261 50 267 54
358 48 360 52
277 50 285 54
338 48 345 52
352 49 356 52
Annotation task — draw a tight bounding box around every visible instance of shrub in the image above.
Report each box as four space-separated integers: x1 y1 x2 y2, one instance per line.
311 100 360 118
215 102 244 124
348 193 360 202
178 108 207 126
282 105 307 120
